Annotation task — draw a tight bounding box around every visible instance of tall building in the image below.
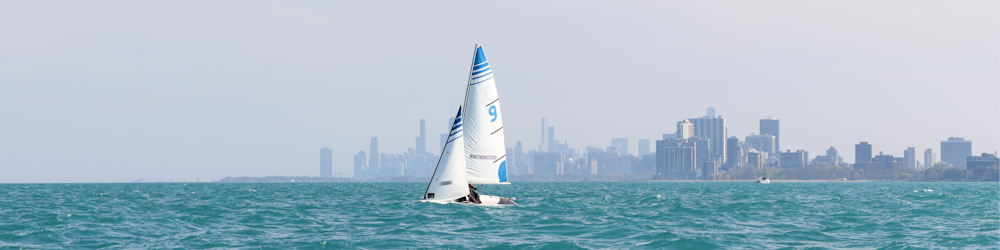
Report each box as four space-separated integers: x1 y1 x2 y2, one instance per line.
638 139 650 156
611 138 629 156
924 149 935 168
745 133 776 155
812 146 841 167
662 133 676 140
353 150 366 179
416 119 426 154
707 107 715 118
780 150 808 168
941 137 972 167
855 142 872 167
725 137 742 169
655 138 698 179
320 147 332 178
760 117 779 155
540 118 548 151
966 153 999 181
547 126 556 152
903 147 916 168
513 141 524 176
688 109 727 163
676 119 694 139
369 137 380 175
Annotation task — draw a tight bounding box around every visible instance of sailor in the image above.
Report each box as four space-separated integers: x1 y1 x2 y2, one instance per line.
468 184 481 203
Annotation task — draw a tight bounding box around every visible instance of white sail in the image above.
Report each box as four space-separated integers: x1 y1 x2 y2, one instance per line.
462 44 509 184
422 107 470 202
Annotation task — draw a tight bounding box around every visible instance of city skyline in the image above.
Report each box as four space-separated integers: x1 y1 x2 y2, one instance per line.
1 1 996 182
347 106 993 180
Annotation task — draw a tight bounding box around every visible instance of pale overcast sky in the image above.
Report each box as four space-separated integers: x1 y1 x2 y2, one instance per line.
1 1 997 183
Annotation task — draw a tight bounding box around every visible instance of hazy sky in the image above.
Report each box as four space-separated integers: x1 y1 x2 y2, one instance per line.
1 1 997 183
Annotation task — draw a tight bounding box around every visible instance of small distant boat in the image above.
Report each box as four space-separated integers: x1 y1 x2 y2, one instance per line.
757 176 770 184
420 44 516 206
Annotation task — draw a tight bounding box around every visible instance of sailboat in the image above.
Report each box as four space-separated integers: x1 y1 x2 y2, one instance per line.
421 44 516 205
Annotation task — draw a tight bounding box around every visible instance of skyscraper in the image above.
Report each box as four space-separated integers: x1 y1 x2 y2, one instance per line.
780 150 808 168
320 147 332 178
514 141 524 176
416 119 426 154
547 126 556 152
688 109 727 163
745 133 776 155
353 150 366 179
725 137 741 169
904 147 916 168
760 117 779 154
855 142 872 167
941 137 972 167
924 149 935 168
611 138 629 156
540 117 547 151
638 139 650 156
369 137 380 175
676 119 694 139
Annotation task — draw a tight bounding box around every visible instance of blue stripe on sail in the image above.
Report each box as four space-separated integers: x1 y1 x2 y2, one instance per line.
454 118 461 124
472 67 491 75
473 62 490 70
473 71 492 80
452 123 462 130
474 46 488 65
471 76 493 85
498 161 507 182
449 129 462 137
446 134 463 144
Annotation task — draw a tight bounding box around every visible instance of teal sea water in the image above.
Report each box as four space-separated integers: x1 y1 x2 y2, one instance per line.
1 182 997 249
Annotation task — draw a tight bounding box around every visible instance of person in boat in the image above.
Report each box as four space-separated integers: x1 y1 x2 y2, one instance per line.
468 184 481 204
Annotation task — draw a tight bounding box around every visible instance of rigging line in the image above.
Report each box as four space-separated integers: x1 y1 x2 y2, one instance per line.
491 126 503 135
485 98 499 108
493 154 506 164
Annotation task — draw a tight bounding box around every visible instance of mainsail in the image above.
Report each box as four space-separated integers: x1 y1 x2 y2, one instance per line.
422 107 470 201
462 44 509 184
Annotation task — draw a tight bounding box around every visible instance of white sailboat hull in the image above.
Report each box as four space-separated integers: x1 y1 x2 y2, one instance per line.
419 194 517 205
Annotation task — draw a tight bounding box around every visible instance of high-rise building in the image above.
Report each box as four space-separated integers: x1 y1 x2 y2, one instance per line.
369 137 380 176
855 142 872 167
725 137 742 169
547 126 556 152
826 147 838 164
320 147 332 178
353 150 366 179
689 109 727 163
966 153 999 181
924 149 935 168
662 133 676 140
638 139 650 156
941 137 972 167
707 107 715 118
540 118 548 151
760 117 780 154
611 138 629 156
745 133 776 155
416 119 426 154
676 119 694 139
780 150 808 168
655 138 698 178
514 141 524 176
812 146 840 167
903 147 916 168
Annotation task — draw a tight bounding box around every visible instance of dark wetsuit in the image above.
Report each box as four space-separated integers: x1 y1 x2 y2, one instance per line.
469 185 481 204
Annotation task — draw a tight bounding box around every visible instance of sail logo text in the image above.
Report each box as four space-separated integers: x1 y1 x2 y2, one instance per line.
470 155 498 160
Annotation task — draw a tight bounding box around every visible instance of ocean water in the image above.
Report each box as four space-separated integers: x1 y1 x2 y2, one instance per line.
0 182 997 249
